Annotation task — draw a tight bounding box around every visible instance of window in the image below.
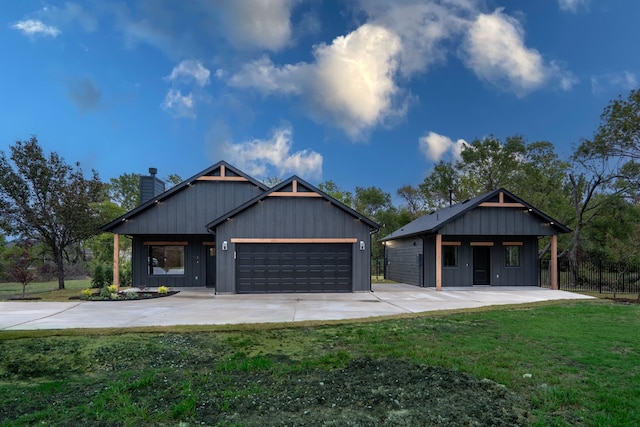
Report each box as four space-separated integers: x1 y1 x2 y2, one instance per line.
443 246 458 267
505 245 520 267
148 246 185 275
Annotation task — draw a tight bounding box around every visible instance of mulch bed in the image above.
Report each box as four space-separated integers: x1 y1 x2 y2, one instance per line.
69 290 180 301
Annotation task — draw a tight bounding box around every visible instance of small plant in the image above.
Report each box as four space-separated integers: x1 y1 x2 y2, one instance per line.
158 286 169 294
100 286 112 299
107 284 117 293
80 288 92 300
126 292 139 300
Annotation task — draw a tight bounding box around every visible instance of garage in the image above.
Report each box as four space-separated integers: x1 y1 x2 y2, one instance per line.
236 243 352 293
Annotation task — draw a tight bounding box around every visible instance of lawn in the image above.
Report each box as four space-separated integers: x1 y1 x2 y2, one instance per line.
0 279 91 301
0 299 638 426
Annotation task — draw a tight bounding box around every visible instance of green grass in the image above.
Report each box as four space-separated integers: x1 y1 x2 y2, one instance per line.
0 300 638 425
0 279 91 301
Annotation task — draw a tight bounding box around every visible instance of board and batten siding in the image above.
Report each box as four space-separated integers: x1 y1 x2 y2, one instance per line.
215 197 373 293
113 181 264 235
384 238 423 286
439 207 556 236
131 235 210 288
425 236 539 287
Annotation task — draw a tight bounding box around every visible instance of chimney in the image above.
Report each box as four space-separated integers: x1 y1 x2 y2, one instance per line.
139 167 166 205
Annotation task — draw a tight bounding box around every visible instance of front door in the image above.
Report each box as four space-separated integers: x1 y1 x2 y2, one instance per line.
473 246 491 285
206 245 216 288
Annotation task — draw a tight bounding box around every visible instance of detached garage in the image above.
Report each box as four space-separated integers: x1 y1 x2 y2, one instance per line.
102 162 379 294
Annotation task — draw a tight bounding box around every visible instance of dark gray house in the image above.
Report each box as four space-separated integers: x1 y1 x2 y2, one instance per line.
381 188 570 290
102 161 379 293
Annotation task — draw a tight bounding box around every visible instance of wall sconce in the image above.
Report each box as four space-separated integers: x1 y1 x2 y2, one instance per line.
359 241 365 251
222 241 228 251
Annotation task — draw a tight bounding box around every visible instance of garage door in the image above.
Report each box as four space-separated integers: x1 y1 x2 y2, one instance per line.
236 243 352 293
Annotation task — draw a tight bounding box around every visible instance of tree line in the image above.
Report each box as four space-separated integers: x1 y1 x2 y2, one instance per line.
1 89 640 290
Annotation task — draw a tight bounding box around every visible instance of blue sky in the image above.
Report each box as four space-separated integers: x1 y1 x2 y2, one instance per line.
2 0 639 201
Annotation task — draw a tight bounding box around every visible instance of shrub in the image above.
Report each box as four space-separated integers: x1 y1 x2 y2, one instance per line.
107 284 117 293
91 264 105 288
99 285 111 299
80 288 92 300
158 286 169 294
126 292 138 300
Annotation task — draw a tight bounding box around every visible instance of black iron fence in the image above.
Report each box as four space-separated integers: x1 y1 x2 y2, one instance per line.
540 258 640 294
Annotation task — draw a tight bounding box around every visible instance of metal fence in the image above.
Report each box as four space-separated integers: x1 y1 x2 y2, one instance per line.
540 258 640 294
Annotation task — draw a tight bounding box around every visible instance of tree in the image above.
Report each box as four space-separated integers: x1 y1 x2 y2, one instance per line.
0 137 107 290
262 176 283 188
396 185 427 218
165 173 183 189
318 180 353 207
4 239 36 298
108 173 140 211
354 186 392 218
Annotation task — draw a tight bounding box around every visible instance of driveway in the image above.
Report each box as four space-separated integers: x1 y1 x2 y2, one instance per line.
0 283 594 330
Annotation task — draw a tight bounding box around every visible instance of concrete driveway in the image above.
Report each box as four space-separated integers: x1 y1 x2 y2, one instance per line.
0 283 594 330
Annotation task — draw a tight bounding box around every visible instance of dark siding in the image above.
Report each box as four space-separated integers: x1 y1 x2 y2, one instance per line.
439 207 556 236
131 235 209 288
385 238 422 286
140 176 165 204
115 181 264 235
215 197 372 293
419 235 539 287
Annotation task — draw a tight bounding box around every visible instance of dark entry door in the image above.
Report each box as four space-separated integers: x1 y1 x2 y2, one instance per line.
236 243 352 293
473 246 491 285
206 245 216 288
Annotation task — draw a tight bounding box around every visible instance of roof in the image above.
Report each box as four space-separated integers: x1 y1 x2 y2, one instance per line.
101 161 269 232
381 188 571 241
206 175 380 231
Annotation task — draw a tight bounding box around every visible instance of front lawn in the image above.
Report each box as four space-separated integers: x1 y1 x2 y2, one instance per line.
0 300 638 425
0 279 91 301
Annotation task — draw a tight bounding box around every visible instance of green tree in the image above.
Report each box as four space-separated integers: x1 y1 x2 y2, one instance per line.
108 173 140 211
318 180 354 207
0 137 107 290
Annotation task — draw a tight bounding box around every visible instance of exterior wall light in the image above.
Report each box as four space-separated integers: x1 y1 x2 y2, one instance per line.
222 241 228 251
359 241 365 251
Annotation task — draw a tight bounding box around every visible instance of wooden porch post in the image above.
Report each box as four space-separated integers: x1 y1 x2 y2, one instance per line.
550 234 558 290
113 233 120 290
435 233 442 291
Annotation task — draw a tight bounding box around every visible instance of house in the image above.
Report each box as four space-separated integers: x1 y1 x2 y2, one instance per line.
101 161 379 293
381 188 570 290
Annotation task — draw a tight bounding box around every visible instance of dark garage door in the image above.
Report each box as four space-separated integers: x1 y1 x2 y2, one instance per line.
236 243 352 293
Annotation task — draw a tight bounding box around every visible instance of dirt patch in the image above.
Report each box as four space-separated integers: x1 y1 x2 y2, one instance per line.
197 358 531 426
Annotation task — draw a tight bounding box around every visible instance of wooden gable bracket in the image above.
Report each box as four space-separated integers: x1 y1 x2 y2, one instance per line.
269 179 322 197
196 164 249 182
478 191 524 208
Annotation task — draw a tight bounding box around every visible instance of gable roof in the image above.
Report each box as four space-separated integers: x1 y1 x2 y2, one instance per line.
207 175 380 230
101 161 269 232
381 188 571 241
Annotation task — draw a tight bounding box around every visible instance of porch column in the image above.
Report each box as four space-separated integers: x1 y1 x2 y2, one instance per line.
550 234 558 290
113 233 120 290
435 233 442 291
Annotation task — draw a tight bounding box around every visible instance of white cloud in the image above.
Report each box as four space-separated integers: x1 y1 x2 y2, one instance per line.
11 19 60 37
161 89 195 118
217 0 296 51
227 56 302 95
558 0 589 13
461 9 574 96
419 131 468 162
221 126 323 180
166 60 211 87
591 71 638 94
356 0 474 77
226 24 403 139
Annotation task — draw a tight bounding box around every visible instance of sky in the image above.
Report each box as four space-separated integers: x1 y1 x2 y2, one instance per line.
2 0 640 202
